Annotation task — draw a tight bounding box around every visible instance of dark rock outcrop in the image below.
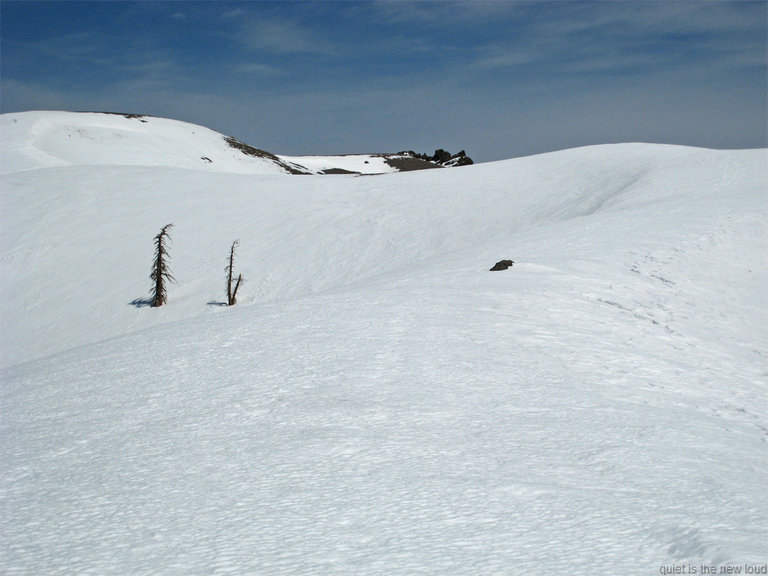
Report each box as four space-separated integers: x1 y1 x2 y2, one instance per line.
398 148 474 167
224 136 312 175
490 260 514 271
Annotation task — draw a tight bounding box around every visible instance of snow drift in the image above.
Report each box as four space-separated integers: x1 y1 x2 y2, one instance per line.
1 111 766 575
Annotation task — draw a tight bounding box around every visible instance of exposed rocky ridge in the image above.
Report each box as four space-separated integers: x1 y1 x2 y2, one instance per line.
223 136 312 175
397 148 474 167
381 154 444 172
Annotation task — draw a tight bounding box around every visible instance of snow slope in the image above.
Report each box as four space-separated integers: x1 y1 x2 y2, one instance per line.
0 111 420 176
278 153 412 174
1 111 766 575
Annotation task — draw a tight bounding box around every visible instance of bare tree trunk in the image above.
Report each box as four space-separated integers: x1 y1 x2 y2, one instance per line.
230 273 242 306
150 224 175 307
226 240 242 306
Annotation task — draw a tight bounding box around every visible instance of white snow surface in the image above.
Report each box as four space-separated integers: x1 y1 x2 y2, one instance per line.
1 111 767 574
278 154 404 174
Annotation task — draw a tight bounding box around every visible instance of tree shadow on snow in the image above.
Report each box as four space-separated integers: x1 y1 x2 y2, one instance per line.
130 298 231 307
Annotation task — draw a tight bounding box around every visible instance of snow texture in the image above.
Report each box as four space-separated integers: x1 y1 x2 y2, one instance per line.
1 111 766 575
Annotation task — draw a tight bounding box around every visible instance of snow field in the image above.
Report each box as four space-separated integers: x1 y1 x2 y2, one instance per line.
2 234 765 574
3 142 761 369
1 111 766 574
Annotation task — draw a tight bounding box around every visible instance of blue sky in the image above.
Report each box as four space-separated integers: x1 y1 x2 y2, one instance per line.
2 1 766 161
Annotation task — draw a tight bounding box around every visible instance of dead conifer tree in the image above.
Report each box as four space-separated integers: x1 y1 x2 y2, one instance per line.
226 240 243 306
149 223 175 307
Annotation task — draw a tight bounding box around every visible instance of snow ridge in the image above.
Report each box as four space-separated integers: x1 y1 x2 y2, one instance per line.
1 111 435 175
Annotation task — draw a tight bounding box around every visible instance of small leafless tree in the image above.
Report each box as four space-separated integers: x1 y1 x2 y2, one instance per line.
150 223 175 307
226 240 243 306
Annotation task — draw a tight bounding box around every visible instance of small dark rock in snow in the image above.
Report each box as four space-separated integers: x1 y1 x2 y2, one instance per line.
490 259 514 271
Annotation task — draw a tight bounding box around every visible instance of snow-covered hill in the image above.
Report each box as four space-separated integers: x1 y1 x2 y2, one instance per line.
1 111 766 575
0 111 437 176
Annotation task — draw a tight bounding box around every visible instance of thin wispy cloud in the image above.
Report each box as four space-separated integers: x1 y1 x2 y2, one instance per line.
221 8 246 20
231 62 281 77
469 2 766 79
232 15 338 56
11 31 111 65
